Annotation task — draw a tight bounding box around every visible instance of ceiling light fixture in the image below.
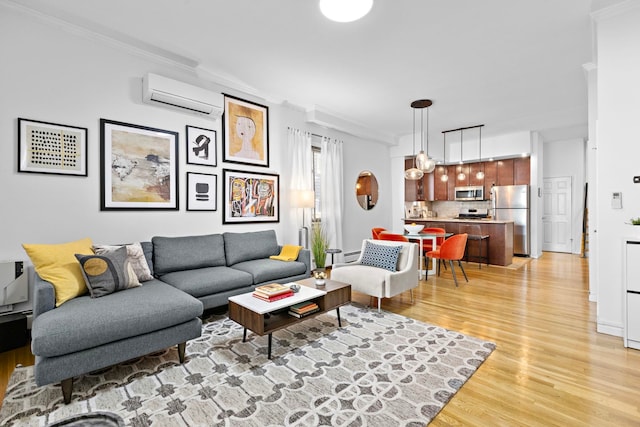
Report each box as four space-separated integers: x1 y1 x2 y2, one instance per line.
413 99 436 174
441 132 449 182
404 103 424 181
476 125 485 179
319 0 373 23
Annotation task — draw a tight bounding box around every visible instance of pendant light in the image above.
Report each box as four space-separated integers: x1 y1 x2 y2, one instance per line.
476 126 485 179
404 105 424 180
441 132 448 182
413 99 436 173
319 0 373 23
457 129 466 181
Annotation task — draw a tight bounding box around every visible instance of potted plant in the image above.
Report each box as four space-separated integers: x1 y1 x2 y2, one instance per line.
310 222 330 270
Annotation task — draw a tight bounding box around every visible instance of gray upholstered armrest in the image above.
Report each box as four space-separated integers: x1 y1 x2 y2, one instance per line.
33 274 56 319
297 248 311 275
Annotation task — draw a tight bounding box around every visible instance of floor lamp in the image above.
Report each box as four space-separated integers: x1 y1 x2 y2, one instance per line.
292 189 315 249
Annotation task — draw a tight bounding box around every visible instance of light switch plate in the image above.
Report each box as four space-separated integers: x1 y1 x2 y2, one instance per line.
612 191 622 209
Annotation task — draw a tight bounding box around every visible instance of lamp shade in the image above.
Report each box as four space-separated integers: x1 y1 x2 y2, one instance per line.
319 0 373 22
291 189 315 208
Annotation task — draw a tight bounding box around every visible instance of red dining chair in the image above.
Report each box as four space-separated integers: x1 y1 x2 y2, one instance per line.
420 227 446 271
371 227 387 240
426 233 469 287
378 232 409 242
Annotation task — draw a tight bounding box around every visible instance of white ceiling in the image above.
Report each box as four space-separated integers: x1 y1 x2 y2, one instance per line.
11 0 594 144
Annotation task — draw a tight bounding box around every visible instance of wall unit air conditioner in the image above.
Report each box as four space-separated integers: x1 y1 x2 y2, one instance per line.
142 73 223 119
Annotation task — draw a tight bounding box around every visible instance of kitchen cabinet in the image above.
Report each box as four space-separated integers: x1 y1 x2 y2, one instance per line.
483 161 498 196
514 157 530 185
433 166 449 201
404 158 433 201
468 163 484 187
497 159 514 186
447 167 457 200
454 164 470 187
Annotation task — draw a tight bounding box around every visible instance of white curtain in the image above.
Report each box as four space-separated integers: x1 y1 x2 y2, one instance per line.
321 137 344 260
287 127 313 229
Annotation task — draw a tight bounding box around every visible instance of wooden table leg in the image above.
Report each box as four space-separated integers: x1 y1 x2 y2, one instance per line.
243 328 247 342
268 333 272 359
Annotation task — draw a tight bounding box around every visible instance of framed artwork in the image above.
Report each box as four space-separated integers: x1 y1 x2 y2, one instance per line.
186 125 217 167
100 119 179 210
187 172 217 211
223 169 279 224
18 118 87 176
223 94 269 167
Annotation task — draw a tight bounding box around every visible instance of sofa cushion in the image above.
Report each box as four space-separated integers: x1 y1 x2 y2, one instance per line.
159 266 254 298
22 237 94 307
231 258 307 284
75 246 141 298
152 234 226 275
31 280 203 358
140 241 154 275
93 242 154 282
224 230 279 266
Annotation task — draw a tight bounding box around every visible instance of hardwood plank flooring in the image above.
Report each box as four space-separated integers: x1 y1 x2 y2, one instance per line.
1 252 639 426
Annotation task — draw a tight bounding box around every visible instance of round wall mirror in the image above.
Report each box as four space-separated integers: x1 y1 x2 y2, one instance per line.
355 170 378 210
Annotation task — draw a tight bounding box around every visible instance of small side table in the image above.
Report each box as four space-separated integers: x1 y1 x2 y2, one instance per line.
325 248 342 266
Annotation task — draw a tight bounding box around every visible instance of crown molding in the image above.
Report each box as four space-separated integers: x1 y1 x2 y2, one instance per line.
591 0 640 22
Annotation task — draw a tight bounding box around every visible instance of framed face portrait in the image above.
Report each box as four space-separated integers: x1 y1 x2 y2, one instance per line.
186 125 217 167
223 94 269 167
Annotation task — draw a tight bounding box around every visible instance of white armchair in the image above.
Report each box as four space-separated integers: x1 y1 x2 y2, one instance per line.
331 239 419 311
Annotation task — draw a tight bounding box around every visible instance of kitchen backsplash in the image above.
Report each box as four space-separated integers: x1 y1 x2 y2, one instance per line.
405 200 493 219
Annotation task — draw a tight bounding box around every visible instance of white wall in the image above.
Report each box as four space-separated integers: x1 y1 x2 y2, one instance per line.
592 2 640 336
0 7 391 277
543 138 586 254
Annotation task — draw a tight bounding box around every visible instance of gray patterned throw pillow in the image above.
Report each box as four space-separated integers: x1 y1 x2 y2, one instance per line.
360 241 402 272
75 246 140 298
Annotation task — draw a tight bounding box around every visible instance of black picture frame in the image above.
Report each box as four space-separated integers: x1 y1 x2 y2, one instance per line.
18 118 88 176
100 119 179 210
186 125 217 167
223 94 269 167
222 168 279 223
187 172 217 211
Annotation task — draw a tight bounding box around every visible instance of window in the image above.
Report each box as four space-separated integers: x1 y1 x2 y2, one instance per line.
312 146 322 221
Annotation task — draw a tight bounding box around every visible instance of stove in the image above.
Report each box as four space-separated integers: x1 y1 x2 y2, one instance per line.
455 208 489 220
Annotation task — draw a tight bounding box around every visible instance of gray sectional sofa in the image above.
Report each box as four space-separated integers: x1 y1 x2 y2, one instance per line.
30 230 311 403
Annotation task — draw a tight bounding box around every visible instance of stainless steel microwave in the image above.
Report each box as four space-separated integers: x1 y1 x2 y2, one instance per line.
454 186 484 201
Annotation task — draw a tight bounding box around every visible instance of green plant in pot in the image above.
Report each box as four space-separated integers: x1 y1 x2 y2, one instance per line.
631 217 640 226
310 222 330 269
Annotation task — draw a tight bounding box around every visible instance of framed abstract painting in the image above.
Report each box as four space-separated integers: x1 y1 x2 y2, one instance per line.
223 94 269 167
100 119 179 210
186 125 217 167
187 172 217 211
223 169 279 223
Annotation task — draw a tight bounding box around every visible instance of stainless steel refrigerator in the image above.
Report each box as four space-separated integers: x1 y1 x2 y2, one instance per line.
492 184 530 256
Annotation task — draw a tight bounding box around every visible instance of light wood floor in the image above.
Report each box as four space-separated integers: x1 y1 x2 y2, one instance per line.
2 253 639 426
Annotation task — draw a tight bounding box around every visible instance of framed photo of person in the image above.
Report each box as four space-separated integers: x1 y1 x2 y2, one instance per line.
187 172 217 211
223 94 269 167
186 125 217 167
100 119 179 210
222 169 279 224
18 118 88 176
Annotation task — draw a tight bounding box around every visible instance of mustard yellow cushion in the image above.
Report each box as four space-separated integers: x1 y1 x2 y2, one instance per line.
269 245 303 262
22 237 94 307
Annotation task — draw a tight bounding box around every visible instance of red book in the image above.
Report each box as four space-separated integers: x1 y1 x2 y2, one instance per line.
253 290 294 302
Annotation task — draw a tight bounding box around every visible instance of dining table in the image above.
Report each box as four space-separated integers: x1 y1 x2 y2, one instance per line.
392 231 453 279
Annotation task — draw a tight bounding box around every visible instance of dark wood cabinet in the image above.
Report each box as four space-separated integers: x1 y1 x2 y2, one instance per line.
404 158 433 201
514 157 530 185
469 163 485 187
483 161 498 197
433 166 449 201
447 167 457 200
497 159 514 186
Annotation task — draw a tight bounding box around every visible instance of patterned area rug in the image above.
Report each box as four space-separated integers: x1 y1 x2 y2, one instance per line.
0 304 495 426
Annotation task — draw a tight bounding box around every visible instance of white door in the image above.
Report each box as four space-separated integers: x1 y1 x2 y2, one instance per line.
542 177 572 253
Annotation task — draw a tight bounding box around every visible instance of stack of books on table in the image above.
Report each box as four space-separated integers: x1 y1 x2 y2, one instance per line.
253 283 294 302
288 301 319 318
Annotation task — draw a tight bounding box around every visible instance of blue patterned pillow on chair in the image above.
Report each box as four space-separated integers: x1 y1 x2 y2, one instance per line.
360 241 402 272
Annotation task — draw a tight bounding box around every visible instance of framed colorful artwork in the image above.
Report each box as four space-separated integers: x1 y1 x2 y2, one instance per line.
18 118 88 176
223 94 269 167
223 169 279 223
186 125 217 167
100 119 179 210
187 172 217 211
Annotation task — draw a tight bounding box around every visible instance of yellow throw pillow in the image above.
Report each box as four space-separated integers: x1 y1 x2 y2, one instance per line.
22 237 94 307
269 245 303 262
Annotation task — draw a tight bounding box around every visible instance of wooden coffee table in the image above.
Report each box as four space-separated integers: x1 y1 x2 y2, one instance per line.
228 278 351 359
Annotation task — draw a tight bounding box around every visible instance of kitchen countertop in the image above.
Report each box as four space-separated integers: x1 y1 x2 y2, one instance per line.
403 217 514 224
